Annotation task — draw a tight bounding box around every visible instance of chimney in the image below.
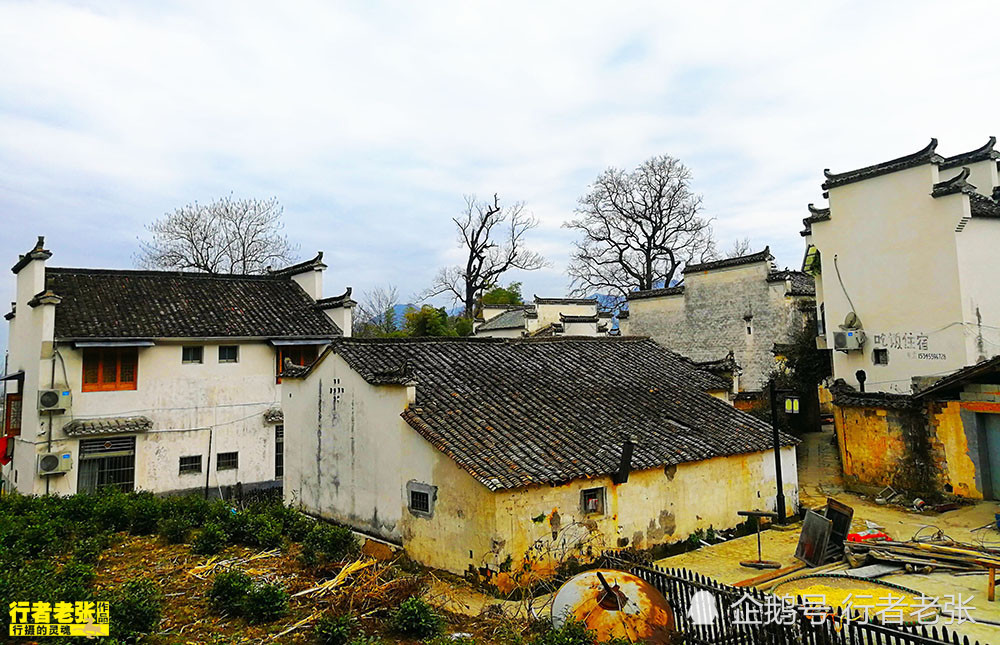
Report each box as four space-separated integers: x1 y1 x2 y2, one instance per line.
612 436 636 485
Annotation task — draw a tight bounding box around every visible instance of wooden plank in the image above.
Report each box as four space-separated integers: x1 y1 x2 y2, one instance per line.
733 562 807 587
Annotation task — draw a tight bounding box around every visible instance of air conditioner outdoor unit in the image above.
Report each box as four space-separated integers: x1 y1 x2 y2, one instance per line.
37 451 72 475
37 389 71 412
833 330 866 352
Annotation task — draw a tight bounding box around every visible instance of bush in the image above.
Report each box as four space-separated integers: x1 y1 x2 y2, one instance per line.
270 504 313 541
390 597 442 638
74 531 112 563
128 492 163 535
209 569 253 616
193 522 228 555
301 523 358 568
57 559 97 600
158 516 193 544
529 618 631 645
315 613 356 645
109 578 163 641
246 514 284 549
243 581 289 624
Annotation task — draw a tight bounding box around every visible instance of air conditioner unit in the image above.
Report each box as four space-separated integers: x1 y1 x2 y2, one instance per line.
37 389 71 412
37 451 72 475
833 330 866 352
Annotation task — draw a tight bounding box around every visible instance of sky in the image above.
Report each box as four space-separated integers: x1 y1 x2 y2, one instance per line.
1 1 999 354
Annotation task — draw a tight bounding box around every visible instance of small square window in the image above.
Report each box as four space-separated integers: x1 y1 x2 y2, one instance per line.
217 451 239 470
182 346 204 364
410 490 430 513
873 348 889 365
179 455 202 474
219 345 239 363
581 487 605 515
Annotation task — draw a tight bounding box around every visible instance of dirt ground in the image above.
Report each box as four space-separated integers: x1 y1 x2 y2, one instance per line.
655 428 1000 644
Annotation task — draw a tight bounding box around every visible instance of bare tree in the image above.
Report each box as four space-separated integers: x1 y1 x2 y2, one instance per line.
727 237 753 258
136 195 298 274
353 284 401 337
424 194 545 318
565 155 715 307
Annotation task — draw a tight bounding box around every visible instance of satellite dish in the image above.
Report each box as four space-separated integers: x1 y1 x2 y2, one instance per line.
842 312 861 329
551 569 676 643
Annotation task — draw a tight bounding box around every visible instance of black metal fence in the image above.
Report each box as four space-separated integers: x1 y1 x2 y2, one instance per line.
604 553 984 645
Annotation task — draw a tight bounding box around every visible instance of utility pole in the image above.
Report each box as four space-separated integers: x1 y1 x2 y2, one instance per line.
769 378 787 523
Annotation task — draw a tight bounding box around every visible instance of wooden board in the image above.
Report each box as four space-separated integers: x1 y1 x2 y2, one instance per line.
795 510 833 567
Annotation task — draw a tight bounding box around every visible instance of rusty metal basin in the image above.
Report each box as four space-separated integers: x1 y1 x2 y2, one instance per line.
551 569 676 643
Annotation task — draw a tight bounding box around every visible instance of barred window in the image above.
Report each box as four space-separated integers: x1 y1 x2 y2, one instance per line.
217 451 238 470
179 455 202 473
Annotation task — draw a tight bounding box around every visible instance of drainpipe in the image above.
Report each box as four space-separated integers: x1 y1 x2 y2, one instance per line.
204 426 214 500
769 379 786 523
45 354 55 495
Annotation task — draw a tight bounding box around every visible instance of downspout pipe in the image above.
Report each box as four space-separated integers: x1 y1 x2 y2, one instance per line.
612 436 636 485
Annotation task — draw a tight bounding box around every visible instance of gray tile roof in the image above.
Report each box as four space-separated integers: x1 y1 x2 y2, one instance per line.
475 306 532 332
63 416 152 436
969 193 1000 219
327 337 794 490
45 268 342 340
766 270 816 296
626 285 685 301
931 167 977 198
683 248 772 274
822 139 943 190
939 137 999 170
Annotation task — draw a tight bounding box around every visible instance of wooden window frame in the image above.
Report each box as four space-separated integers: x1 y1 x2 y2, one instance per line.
181 346 204 364
275 345 319 383
218 345 239 363
82 348 138 392
581 487 606 515
4 393 22 437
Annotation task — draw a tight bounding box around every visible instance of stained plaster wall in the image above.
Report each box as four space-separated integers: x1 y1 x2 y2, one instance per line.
625 263 809 391
807 163 995 393
7 340 283 496
482 447 798 587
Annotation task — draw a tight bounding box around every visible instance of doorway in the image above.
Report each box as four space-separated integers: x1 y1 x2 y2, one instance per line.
980 414 1000 500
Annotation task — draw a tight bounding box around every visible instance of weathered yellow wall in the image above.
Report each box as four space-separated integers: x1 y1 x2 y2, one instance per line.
928 401 982 499
479 447 798 590
834 405 904 487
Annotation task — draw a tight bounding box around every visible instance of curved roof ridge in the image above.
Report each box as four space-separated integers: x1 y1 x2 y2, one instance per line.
941 136 999 170
931 166 977 198
822 138 941 189
683 246 772 274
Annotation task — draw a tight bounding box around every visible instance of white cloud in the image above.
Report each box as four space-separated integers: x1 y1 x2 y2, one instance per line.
1 0 999 352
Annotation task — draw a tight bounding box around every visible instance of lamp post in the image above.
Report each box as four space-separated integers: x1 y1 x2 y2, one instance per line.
768 380 799 524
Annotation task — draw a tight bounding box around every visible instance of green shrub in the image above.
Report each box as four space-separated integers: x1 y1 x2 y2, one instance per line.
193 522 228 555
390 597 442 638
247 514 284 549
57 559 97 600
243 581 289 624
109 578 163 641
270 504 313 541
301 523 358 568
128 492 163 535
315 613 356 645
158 516 193 544
529 618 631 645
209 569 253 616
19 517 60 557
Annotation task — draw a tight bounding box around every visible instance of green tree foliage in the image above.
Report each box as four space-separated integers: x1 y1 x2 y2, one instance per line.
401 305 473 337
481 281 523 306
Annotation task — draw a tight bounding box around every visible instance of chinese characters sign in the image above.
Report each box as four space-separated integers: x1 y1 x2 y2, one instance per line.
8 601 110 638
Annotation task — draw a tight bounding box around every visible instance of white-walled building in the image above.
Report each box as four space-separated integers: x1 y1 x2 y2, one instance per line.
802 138 1000 393
473 296 611 338
1 237 353 496
620 249 815 395
281 336 797 583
